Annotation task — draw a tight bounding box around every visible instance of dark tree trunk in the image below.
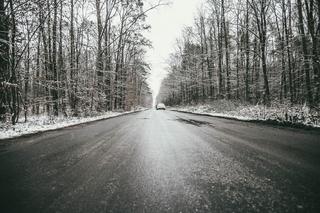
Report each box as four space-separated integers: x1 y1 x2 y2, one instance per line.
297 0 313 105
0 0 10 121
52 0 59 116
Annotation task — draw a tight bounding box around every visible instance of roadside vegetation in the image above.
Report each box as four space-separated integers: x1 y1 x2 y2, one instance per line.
0 0 164 126
158 0 320 126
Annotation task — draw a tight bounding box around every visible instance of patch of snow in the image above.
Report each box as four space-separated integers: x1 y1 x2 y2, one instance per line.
170 101 320 128
0 108 147 140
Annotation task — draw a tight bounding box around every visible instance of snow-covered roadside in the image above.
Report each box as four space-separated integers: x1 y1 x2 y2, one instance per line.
170 101 320 128
0 108 147 140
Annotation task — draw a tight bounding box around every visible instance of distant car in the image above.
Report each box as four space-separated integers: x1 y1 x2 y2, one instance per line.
156 103 166 110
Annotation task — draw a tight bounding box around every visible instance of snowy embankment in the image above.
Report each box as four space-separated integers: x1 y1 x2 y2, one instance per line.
0 108 147 140
170 100 320 128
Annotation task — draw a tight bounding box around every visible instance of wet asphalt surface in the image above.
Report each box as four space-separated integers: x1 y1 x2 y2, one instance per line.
0 109 320 213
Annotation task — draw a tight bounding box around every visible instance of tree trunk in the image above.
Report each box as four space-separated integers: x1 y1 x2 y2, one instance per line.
305 0 320 104
9 0 18 124
70 0 77 115
297 0 313 105
24 19 31 122
245 0 250 102
0 0 10 121
52 0 59 116
222 0 231 99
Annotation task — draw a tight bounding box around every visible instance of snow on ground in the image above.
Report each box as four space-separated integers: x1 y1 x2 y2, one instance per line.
170 100 320 128
0 108 147 140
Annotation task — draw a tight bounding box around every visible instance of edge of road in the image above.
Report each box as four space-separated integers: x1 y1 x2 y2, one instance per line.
0 109 149 142
169 109 320 132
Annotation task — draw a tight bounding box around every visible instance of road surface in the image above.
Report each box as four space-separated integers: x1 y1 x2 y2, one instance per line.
0 110 320 212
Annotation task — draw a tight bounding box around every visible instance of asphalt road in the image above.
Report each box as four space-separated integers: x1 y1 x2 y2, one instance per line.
0 110 320 213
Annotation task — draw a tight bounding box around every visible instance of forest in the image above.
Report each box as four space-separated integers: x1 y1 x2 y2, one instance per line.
158 0 320 115
0 0 158 125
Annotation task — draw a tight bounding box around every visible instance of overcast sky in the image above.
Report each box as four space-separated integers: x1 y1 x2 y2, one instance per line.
145 0 204 101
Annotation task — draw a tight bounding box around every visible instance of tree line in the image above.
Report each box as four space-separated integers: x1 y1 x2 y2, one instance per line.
0 0 159 125
158 0 320 109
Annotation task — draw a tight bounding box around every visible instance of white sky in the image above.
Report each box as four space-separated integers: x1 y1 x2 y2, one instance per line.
144 0 204 102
